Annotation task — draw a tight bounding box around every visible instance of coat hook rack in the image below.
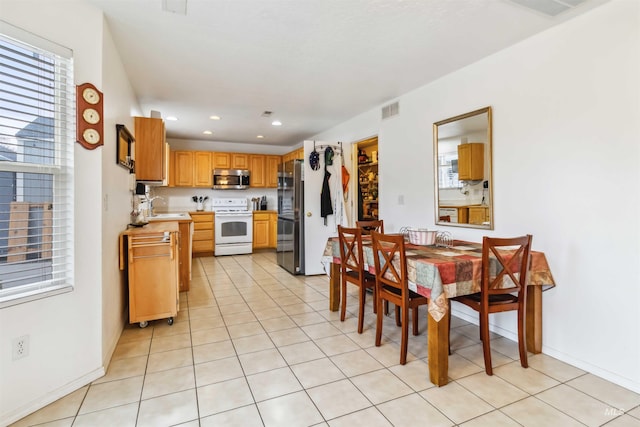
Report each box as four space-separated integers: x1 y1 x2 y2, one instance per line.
316 143 342 155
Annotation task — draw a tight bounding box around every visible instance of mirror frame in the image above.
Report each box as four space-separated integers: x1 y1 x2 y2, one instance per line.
433 106 493 229
116 124 135 173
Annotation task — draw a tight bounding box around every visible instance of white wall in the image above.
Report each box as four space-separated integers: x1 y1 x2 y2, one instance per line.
310 0 640 392
101 21 142 364
0 1 139 424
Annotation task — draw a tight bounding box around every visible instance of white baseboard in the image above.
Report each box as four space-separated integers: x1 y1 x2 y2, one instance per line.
1 367 105 426
450 308 640 394
541 347 640 394
451 306 519 341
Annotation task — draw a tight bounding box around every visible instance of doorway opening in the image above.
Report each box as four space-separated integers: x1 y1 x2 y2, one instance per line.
354 136 379 222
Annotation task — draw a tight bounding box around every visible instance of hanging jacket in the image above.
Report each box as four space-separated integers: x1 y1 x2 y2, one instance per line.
320 169 333 225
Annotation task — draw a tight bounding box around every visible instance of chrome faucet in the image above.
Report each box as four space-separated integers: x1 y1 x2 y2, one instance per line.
146 196 163 217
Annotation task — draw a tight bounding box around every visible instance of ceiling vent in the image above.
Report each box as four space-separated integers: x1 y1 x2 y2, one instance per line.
508 0 586 17
381 102 399 120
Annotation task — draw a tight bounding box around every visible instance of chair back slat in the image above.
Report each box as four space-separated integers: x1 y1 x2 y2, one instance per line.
482 235 532 298
338 226 365 276
452 234 533 376
371 231 406 296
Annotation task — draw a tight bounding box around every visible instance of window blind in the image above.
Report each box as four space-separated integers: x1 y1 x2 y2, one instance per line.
0 22 74 307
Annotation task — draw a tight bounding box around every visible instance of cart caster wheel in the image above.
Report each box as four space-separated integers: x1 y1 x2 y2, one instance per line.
139 321 149 328
168 317 174 326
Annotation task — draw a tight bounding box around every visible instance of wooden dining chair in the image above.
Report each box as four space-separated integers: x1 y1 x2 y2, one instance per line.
449 235 533 375
371 231 429 365
337 226 377 334
356 219 384 235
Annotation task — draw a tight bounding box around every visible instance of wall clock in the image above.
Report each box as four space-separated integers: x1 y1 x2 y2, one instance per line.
76 83 104 150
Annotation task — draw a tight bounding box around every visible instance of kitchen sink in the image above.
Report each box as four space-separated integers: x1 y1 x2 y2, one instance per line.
147 213 189 220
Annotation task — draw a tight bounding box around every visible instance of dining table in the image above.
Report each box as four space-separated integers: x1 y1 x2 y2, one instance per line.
321 236 555 386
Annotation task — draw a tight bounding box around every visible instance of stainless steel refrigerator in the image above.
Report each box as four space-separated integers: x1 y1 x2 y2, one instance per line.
277 159 305 274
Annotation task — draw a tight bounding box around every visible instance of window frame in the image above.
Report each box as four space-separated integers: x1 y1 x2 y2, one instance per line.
0 22 75 308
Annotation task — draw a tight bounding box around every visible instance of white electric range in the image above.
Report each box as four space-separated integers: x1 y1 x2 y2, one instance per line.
212 198 253 256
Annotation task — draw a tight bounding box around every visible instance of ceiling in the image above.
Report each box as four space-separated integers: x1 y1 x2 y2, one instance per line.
88 0 608 147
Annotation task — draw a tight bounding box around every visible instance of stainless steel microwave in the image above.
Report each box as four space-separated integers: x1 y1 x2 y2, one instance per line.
212 169 250 190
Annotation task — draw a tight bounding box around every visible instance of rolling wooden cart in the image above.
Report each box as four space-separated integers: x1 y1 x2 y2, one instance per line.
120 222 180 328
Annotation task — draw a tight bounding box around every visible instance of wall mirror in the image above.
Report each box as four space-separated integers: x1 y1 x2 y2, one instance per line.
116 124 135 172
433 106 493 229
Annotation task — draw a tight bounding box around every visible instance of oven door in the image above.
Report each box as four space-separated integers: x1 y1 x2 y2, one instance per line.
215 213 253 244
438 208 458 223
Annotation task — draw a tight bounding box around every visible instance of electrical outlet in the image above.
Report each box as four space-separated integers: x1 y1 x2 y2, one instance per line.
12 335 29 360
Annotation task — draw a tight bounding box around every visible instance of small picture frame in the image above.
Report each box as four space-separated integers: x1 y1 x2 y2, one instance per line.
116 124 135 172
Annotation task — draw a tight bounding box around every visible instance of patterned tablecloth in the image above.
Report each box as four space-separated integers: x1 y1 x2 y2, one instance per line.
322 237 555 322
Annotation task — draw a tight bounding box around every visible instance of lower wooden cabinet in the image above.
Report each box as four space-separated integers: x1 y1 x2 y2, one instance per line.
253 212 270 249
191 212 214 255
142 219 192 291
120 223 179 327
177 221 192 291
468 206 489 225
253 211 277 249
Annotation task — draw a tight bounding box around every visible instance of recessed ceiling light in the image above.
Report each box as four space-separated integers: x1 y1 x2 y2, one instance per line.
203 130 213 135
256 135 264 139
209 115 220 120
271 120 282 126
165 116 178 121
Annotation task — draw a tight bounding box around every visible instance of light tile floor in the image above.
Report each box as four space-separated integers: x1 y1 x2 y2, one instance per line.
11 252 640 427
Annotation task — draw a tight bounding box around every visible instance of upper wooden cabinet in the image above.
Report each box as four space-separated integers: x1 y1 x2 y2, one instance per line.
250 154 281 188
134 117 166 182
174 151 194 187
170 150 279 188
212 152 249 169
457 143 484 181
266 156 281 188
212 152 230 169
232 153 249 169
250 155 266 188
172 151 212 187
194 152 212 186
283 148 304 163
